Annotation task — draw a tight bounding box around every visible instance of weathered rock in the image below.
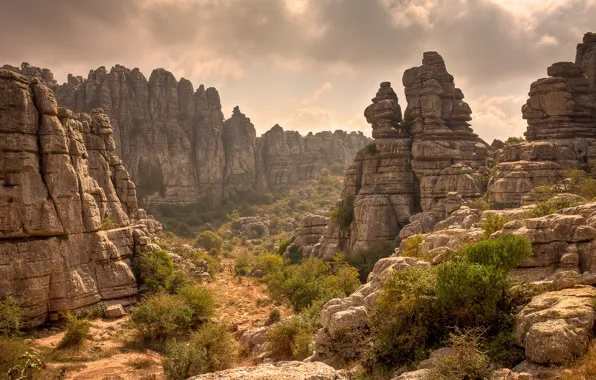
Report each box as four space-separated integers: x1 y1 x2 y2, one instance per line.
515 286 596 364
104 304 126 319
393 369 431 380
232 217 269 239
290 214 329 258
0 69 159 326
223 106 257 194
188 361 349 380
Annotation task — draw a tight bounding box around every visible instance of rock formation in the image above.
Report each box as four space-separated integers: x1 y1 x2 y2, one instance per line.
2 63 371 208
314 52 488 258
0 68 159 326
188 361 349 380
489 33 596 206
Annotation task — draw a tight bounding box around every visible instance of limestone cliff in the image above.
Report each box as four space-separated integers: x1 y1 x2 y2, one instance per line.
0 69 160 326
489 32 596 206
1 63 372 207
315 52 488 258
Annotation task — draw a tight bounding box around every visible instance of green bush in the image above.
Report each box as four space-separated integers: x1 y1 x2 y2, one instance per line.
194 231 223 251
277 237 295 255
253 254 285 277
0 296 25 336
264 256 360 312
428 330 495 380
138 250 174 292
401 234 424 258
526 197 579 218
369 265 440 367
162 322 236 380
57 314 91 349
176 285 214 325
329 196 355 232
101 216 119 230
365 144 380 155
479 214 509 239
131 293 194 341
167 270 195 294
563 169 596 199
266 309 281 326
0 336 35 377
234 257 251 276
505 136 526 144
267 317 313 361
350 239 395 282
484 330 525 368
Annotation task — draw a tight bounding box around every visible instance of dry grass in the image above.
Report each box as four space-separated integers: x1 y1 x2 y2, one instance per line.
563 343 596 379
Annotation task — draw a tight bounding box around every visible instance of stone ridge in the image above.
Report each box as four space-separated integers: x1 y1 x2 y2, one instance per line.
315 52 488 258
4 63 372 207
0 68 160 325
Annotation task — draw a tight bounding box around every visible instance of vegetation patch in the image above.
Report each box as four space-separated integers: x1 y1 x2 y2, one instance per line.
479 214 510 239
57 314 91 349
351 239 395 282
0 296 24 336
329 196 355 233
194 231 223 252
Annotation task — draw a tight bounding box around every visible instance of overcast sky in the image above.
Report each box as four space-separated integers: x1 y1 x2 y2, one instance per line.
1 0 594 142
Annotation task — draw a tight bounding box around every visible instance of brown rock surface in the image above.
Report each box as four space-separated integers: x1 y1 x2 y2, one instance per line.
0 69 159 326
189 361 349 380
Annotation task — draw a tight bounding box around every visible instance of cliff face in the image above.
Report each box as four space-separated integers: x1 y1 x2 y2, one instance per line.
0 68 160 326
1 63 372 207
315 52 488 258
489 32 596 206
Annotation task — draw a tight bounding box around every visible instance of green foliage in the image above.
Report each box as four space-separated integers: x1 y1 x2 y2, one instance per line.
234 257 251 276
138 250 174 292
264 256 360 312
351 239 395 282
479 214 510 239
505 136 526 144
277 237 295 256
484 330 525 368
266 309 281 326
563 169 596 199
176 286 214 325
194 231 223 251
252 254 285 277
0 297 24 336
0 337 37 378
369 265 440 367
401 234 424 258
187 250 221 278
329 196 355 232
131 293 194 341
162 322 236 380
57 314 91 349
286 244 303 265
526 197 579 218
267 317 313 361
330 163 346 176
365 144 380 155
101 216 119 230
428 330 495 380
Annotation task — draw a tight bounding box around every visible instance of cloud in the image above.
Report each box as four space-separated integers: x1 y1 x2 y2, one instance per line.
283 106 337 132
301 82 333 105
468 95 528 142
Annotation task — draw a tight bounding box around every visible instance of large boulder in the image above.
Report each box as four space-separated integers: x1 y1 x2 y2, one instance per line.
188 361 349 380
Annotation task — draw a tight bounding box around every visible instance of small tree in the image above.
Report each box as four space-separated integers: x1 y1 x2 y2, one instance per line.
194 231 223 251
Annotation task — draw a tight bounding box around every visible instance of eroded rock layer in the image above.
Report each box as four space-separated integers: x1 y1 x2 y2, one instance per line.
3 63 371 207
489 32 596 207
0 69 160 325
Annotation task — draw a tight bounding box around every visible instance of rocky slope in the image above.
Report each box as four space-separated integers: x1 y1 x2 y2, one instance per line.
314 52 488 258
0 68 160 326
5 63 371 208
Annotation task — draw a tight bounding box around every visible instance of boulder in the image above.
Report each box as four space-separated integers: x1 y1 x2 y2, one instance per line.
188 361 349 380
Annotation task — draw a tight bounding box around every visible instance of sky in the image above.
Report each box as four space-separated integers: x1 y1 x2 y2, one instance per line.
1 0 595 142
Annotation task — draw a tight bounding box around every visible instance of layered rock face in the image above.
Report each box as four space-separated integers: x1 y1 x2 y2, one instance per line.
314 53 487 258
0 69 159 325
489 33 596 206
2 63 371 207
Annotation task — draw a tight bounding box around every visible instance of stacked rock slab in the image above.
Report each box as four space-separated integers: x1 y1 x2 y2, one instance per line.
314 52 487 258
489 33 596 207
8 63 371 207
0 69 159 326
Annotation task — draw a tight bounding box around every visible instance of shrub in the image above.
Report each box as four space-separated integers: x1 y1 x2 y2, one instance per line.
101 216 119 230
252 254 285 277
138 250 174 292
267 317 312 361
484 330 525 368
428 329 495 380
563 169 596 199
351 240 395 282
286 244 303 265
0 336 36 377
176 285 214 325
131 293 193 341
479 214 509 239
526 197 579 218
194 231 223 251
0 296 25 336
401 234 424 258
369 265 440 367
277 237 295 256
234 257 251 276
329 196 355 232
188 251 221 278
57 314 91 349
264 256 360 312
266 309 281 326
505 136 526 144
167 270 195 294
162 322 236 379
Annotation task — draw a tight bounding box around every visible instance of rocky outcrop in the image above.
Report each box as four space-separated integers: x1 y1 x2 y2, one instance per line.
515 286 596 364
0 69 159 326
188 361 349 380
315 52 487 258
489 33 596 207
7 63 370 208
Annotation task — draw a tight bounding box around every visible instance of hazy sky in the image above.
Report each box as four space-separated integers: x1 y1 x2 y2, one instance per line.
2 0 595 142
